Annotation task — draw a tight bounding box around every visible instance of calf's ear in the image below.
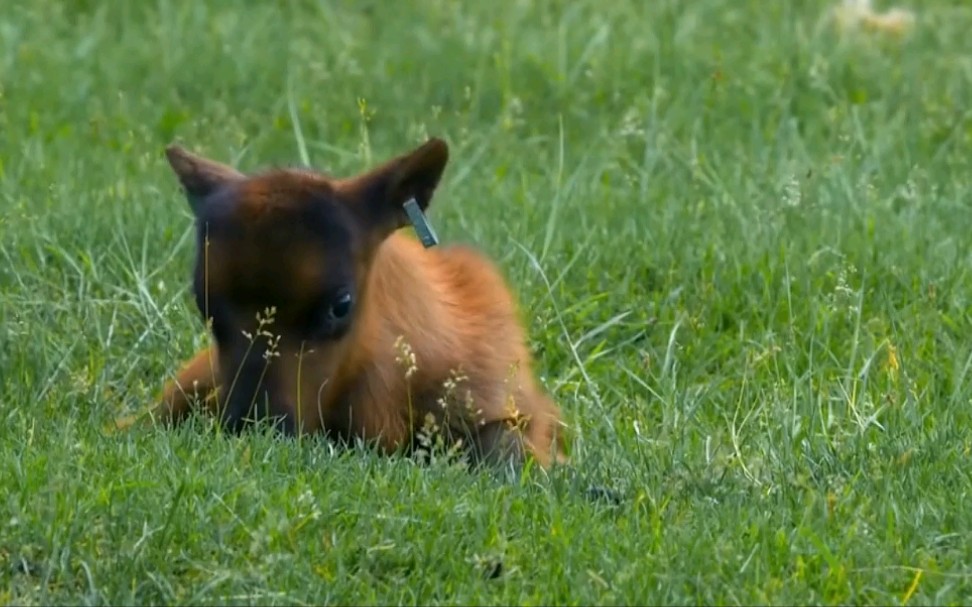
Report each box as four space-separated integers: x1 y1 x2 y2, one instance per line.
342 138 449 235
164 144 246 216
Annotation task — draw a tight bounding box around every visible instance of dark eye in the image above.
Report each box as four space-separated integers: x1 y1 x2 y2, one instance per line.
329 291 354 320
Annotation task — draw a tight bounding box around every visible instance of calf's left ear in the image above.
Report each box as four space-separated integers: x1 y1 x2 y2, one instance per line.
343 137 450 233
164 144 246 216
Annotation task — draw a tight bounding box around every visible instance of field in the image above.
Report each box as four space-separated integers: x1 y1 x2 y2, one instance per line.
2 0 972 604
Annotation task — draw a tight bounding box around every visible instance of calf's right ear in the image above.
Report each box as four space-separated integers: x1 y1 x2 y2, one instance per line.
164 144 246 216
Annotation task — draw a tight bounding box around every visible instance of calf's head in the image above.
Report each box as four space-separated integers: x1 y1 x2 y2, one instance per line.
164 138 449 432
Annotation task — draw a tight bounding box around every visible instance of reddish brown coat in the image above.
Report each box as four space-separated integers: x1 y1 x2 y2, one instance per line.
125 138 566 468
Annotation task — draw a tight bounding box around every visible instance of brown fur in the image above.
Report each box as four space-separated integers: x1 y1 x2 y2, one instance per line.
121 137 567 469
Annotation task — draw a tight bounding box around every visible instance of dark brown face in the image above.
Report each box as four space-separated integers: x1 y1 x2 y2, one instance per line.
195 177 361 343
193 175 366 432
163 138 449 433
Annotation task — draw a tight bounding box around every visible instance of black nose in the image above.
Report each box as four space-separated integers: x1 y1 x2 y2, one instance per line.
221 383 271 432
219 341 285 432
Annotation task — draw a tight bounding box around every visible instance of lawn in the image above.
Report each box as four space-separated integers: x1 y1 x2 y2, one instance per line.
2 0 972 604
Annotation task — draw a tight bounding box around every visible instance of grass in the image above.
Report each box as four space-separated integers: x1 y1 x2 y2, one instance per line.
2 0 972 604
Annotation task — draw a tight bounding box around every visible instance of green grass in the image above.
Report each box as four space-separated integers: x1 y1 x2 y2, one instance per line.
2 0 972 604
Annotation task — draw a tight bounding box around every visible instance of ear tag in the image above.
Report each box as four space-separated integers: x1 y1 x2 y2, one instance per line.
403 198 439 248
